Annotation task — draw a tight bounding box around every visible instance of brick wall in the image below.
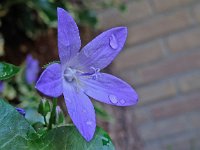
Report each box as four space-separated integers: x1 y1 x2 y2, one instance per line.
98 0 200 149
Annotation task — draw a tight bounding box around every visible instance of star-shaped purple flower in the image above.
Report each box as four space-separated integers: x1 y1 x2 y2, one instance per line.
36 7 138 141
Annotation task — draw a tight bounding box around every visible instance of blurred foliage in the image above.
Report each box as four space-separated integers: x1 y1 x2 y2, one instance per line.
0 0 127 41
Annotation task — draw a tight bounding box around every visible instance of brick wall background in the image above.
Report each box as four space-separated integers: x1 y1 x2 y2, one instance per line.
98 0 200 149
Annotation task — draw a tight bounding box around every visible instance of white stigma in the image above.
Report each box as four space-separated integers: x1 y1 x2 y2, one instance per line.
64 67 77 82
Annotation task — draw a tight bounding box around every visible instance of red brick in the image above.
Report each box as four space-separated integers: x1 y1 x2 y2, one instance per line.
97 1 152 29
152 0 195 12
112 40 163 71
137 80 177 105
178 71 200 93
151 92 200 120
167 28 200 53
135 50 200 85
127 10 193 45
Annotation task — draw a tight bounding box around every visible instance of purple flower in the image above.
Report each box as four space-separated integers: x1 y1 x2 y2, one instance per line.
16 108 26 116
25 54 39 84
0 81 4 93
36 8 138 141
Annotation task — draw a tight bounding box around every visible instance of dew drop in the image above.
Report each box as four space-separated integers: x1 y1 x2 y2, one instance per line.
108 94 118 104
120 99 125 104
86 120 93 125
109 34 118 49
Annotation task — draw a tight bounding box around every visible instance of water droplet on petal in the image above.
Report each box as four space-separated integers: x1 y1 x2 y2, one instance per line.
82 109 87 113
109 34 118 49
120 99 125 104
86 120 93 125
108 94 118 104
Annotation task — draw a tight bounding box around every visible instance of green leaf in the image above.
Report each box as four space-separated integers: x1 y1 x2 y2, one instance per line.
0 62 20 80
0 100 115 150
0 99 35 150
29 125 115 150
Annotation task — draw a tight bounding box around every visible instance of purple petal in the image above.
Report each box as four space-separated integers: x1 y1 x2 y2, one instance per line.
16 108 26 116
80 73 138 106
74 27 127 71
35 63 62 97
63 82 96 141
57 7 81 65
25 55 40 84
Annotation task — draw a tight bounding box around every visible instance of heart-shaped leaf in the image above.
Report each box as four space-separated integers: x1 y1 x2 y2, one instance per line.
0 99 35 150
29 125 115 150
0 99 115 150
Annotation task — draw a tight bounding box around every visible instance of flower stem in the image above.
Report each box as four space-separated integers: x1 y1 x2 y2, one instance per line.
43 116 48 127
48 98 57 130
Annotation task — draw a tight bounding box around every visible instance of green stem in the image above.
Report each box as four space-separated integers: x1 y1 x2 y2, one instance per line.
48 98 57 130
43 115 48 127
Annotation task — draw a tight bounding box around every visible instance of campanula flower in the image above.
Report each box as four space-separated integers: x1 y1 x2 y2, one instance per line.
25 54 39 84
36 8 138 141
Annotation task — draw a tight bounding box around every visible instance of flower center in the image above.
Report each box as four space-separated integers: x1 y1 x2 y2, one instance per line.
64 66 100 84
64 67 77 82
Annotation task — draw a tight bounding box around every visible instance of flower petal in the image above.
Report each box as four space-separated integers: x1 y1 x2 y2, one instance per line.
35 63 62 97
57 7 81 64
63 82 96 141
74 27 127 71
80 73 138 106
